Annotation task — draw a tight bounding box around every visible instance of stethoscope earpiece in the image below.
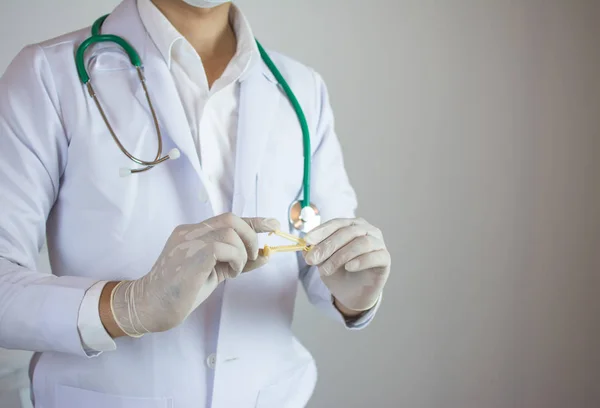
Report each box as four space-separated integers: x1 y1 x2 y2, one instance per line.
119 168 133 178
167 148 181 161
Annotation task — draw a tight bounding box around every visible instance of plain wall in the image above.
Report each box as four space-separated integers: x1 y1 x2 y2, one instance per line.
1 1 599 407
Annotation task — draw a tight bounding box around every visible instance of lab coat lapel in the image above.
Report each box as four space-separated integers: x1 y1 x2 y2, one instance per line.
134 44 203 179
100 0 203 181
232 65 281 215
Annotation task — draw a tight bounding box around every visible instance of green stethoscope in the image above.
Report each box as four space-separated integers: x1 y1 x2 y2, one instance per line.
75 15 320 232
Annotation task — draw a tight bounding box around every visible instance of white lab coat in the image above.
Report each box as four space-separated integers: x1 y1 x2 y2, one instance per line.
0 0 370 407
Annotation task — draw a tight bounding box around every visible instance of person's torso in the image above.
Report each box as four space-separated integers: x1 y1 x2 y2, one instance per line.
29 1 323 407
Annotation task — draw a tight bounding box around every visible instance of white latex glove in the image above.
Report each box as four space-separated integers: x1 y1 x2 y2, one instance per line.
304 218 390 312
111 213 280 337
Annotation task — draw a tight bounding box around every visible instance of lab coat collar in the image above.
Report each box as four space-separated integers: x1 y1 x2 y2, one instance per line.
106 0 275 83
137 0 263 84
136 0 182 69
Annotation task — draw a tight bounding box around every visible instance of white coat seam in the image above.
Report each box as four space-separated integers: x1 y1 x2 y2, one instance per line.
39 39 77 50
310 68 324 156
35 45 67 137
35 44 69 198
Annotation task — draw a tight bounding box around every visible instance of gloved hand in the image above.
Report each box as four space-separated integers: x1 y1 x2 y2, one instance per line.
304 218 390 312
111 213 280 337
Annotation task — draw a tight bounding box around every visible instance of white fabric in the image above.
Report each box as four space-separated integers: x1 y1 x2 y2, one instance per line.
77 281 114 354
77 0 259 353
182 0 231 8
0 0 375 406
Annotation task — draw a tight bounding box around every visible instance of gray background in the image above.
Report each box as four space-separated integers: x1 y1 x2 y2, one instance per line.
1 0 599 407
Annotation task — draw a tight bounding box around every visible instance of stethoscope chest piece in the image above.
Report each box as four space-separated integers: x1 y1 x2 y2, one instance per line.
289 200 321 234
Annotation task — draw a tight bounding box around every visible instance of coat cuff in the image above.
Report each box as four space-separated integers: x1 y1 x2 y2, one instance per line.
77 281 117 356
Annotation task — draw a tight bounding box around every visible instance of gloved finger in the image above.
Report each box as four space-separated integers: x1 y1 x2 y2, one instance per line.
304 218 372 246
344 249 391 272
318 235 385 277
197 228 248 266
243 217 281 234
190 239 246 281
189 213 262 261
208 241 248 278
304 223 381 266
242 255 270 273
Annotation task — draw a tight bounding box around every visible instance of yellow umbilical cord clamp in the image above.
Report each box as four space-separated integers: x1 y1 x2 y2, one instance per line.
259 230 310 257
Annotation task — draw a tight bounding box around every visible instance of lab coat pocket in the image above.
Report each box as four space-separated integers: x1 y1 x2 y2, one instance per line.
55 385 172 408
255 360 316 408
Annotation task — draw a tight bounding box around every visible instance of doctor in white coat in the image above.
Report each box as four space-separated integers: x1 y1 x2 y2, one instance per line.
0 0 391 407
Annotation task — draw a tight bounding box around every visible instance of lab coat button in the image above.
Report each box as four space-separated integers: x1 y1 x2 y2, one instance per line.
206 353 217 369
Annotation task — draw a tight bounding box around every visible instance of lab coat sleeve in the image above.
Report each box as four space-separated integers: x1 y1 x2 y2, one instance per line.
0 45 99 356
298 71 380 330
